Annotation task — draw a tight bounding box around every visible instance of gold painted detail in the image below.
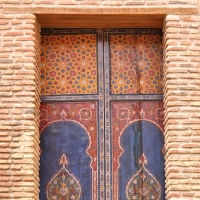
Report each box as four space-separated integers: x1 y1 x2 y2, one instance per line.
47 154 81 200
126 153 161 200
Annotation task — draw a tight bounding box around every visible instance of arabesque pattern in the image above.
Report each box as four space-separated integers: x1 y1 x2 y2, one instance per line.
126 154 161 200
47 154 81 200
41 34 98 95
110 34 163 94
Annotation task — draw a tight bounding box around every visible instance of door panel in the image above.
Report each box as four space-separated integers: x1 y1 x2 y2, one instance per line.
39 102 99 200
40 29 105 200
109 32 163 94
40 33 98 95
111 101 165 200
104 28 164 200
39 28 164 200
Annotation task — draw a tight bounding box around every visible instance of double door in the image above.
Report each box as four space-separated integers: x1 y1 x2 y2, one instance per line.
39 28 165 200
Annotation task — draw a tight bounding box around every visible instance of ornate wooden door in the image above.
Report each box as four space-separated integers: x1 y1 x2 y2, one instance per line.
39 29 165 200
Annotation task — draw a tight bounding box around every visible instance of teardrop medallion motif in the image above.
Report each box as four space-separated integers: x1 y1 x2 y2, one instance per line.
126 153 161 200
47 154 82 200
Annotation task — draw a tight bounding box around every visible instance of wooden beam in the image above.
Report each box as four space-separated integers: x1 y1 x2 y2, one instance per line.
36 14 164 28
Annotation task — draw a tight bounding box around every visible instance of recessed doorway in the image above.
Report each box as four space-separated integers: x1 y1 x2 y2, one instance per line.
39 28 165 200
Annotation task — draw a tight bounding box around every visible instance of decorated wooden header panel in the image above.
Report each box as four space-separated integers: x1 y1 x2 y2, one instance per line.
109 33 163 94
41 34 98 95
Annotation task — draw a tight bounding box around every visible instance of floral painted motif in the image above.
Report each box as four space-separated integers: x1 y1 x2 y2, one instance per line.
126 154 161 200
110 34 163 94
40 34 98 95
47 154 81 200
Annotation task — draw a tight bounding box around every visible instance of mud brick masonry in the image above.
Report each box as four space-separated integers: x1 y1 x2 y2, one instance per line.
0 0 200 199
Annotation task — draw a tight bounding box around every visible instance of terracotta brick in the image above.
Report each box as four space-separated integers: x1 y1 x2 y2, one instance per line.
15 14 36 19
102 1 123 6
0 25 12 30
0 20 9 25
15 58 35 63
167 192 180 197
166 15 180 21
181 16 200 22
79 1 101 5
0 164 10 170
2 0 21 3
2 75 23 80
11 19 22 25
57 1 78 5
10 177 22 181
15 48 35 53
35 0 54 4
15 92 36 96
167 46 187 51
193 40 200 45
2 42 22 47
0 54 9 58
10 132 22 137
16 36 35 41
10 142 21 148
0 188 10 192
168 0 195 4
23 0 33 3
189 23 199 28
181 40 191 45
11 154 24 159
15 25 35 30
0 48 12 53
124 0 145 5
0 87 11 91
166 22 188 28
146 1 167 5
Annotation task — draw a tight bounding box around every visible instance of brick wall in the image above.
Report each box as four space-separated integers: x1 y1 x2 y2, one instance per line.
163 13 200 199
0 0 200 199
0 10 41 199
0 0 198 6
